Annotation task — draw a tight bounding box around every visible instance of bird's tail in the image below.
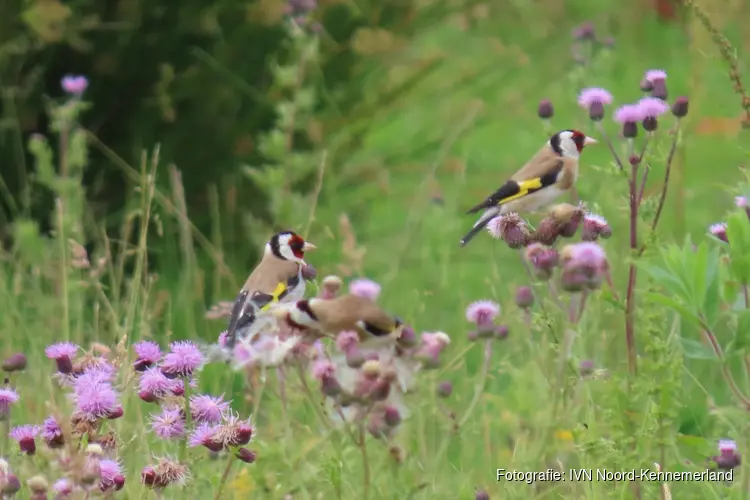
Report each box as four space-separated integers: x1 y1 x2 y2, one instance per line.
459 208 499 247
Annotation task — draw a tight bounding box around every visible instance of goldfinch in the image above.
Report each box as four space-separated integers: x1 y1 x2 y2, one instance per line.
272 294 403 342
224 230 317 351
459 129 597 247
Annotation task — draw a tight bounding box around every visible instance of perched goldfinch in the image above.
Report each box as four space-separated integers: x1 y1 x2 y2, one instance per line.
459 129 597 247
272 294 403 342
224 230 317 351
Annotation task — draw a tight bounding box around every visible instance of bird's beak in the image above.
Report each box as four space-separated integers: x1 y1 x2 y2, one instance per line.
303 242 317 252
584 136 598 146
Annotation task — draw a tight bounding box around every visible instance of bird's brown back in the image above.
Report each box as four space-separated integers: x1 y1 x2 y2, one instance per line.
315 294 398 332
243 252 300 293
510 144 561 182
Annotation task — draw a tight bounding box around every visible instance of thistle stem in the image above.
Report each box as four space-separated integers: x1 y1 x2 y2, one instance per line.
213 453 235 500
179 377 191 462
651 121 681 231
358 423 371 500
595 122 625 170
625 158 640 376
700 325 750 408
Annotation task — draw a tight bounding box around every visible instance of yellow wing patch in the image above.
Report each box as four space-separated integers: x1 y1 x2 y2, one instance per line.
258 281 288 312
497 177 543 205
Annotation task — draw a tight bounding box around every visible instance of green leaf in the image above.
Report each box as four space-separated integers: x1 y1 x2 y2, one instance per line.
679 338 718 360
689 242 710 310
727 211 750 284
643 293 701 325
701 245 723 329
636 262 690 302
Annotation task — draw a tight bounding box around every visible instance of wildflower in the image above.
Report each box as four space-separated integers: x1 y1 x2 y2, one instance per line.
713 440 742 470
236 448 257 464
495 325 509 340
436 381 453 398
10 424 40 455
397 325 418 347
578 88 613 121
141 458 190 488
189 423 223 451
600 36 615 48
614 105 644 139
320 275 343 299
349 278 382 301
644 69 668 100
639 77 654 93
0 388 19 418
42 416 65 448
72 371 119 421
335 331 359 353
514 286 534 309
637 97 669 132
465 300 500 331
534 203 584 244
320 372 343 397
45 342 79 374
415 332 450 368
52 478 74 496
487 213 531 248
2 353 27 372
383 405 402 427
27 475 48 496
579 360 595 376
161 341 203 378
572 22 595 41
190 394 230 424
99 459 126 492
537 99 554 119
581 213 612 241
525 243 560 280
213 415 254 447
367 412 390 439
133 341 162 372
559 242 609 292
217 331 228 348
475 489 491 500
138 367 173 402
61 75 88 95
671 96 689 118
709 223 728 243
150 407 186 439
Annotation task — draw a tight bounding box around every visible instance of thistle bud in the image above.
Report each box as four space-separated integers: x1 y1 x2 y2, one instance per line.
559 242 608 292
709 223 728 243
623 122 638 139
537 99 554 120
579 360 595 376
320 275 342 299
487 213 530 249
550 203 585 238
714 440 741 470
581 214 612 241
368 379 391 401
651 80 668 101
571 22 595 41
514 286 534 309
397 325 418 347
236 448 257 464
588 101 604 121
494 325 509 340
301 264 317 280
2 474 21 495
436 381 453 398
345 347 366 368
321 373 342 397
639 78 654 93
2 353 27 372
383 406 402 427
467 330 480 342
524 243 560 280
475 489 490 500
671 96 688 118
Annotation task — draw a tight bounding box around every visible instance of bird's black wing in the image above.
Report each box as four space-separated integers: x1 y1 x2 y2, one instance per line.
224 290 250 351
465 180 522 214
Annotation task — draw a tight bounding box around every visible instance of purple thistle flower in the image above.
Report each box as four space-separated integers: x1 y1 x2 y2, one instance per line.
72 371 119 421
709 223 728 243
614 104 644 138
714 439 741 470
161 341 203 378
581 214 612 241
236 447 257 463
150 407 185 439
42 416 65 448
170 377 198 397
190 394 230 424
735 196 748 208
189 422 223 451
572 22 595 41
45 342 79 374
138 367 173 402
349 278 382 301
645 69 667 83
637 97 669 132
335 331 359 353
52 478 74 496
61 75 89 95
465 300 500 330
99 458 126 491
311 359 335 381
218 331 228 348
560 242 609 292
133 341 162 372
578 88 613 121
0 388 19 417
10 424 40 454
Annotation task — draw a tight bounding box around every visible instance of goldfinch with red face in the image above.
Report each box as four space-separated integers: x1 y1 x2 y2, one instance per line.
459 129 597 247
272 294 403 343
224 230 317 351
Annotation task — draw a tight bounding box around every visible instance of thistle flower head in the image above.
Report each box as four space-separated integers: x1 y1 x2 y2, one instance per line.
335 330 359 353
189 394 230 425
0 388 19 417
138 367 174 402
537 99 554 119
578 88 613 121
133 341 162 371
465 300 500 329
714 439 741 470
735 196 749 208
2 353 27 372
311 359 336 381
524 243 560 280
514 286 534 309
572 22 595 41
709 222 728 243
320 275 343 299
52 478 74 496
99 458 126 491
436 381 453 398
581 213 612 241
645 69 667 83
671 96 689 118
72 372 119 421
213 414 254 447
614 105 644 124
150 407 186 439
61 75 89 95
349 278 382 301
487 213 530 248
42 416 64 448
45 342 79 374
141 458 190 488
188 422 223 451
161 341 203 378
10 424 40 455
560 242 609 292
637 97 669 118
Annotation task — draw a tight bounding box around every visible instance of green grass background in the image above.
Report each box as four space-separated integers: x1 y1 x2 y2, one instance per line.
3 1 750 498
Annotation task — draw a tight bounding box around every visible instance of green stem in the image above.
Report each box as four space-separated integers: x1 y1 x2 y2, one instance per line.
179 378 192 461
213 453 235 500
